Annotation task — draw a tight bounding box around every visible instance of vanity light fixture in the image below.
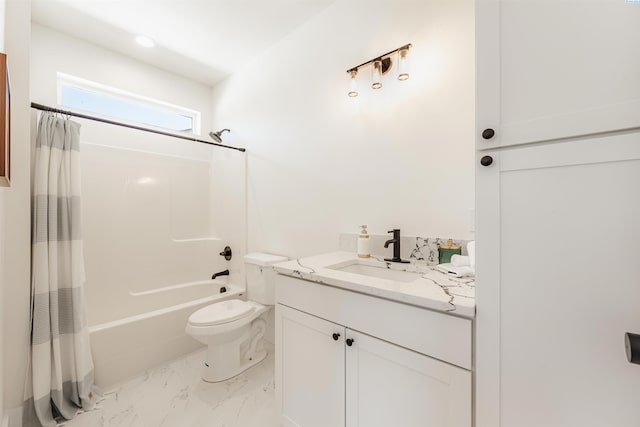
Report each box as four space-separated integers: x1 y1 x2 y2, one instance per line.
347 70 359 97
397 47 410 81
346 43 412 97
371 60 383 89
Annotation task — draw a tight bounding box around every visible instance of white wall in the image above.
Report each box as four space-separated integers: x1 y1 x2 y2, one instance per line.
2 0 31 415
0 0 5 49
211 0 476 258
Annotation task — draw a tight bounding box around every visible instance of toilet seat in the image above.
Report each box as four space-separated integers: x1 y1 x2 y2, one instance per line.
186 299 269 338
188 299 256 327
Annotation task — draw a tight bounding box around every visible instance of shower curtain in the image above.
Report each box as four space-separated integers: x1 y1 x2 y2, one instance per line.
22 113 97 426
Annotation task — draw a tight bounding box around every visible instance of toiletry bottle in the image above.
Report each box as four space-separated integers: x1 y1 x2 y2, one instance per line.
438 239 462 264
357 225 371 258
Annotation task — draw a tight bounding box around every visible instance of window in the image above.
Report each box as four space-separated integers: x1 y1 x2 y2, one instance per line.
57 73 201 135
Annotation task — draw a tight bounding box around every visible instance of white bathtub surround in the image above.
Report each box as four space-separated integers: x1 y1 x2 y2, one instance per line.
339 233 470 266
273 251 475 318
63 345 278 427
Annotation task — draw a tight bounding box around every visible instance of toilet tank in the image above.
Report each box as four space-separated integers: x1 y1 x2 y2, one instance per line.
244 253 288 305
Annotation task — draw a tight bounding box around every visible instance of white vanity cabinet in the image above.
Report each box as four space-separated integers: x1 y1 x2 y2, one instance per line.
275 274 472 427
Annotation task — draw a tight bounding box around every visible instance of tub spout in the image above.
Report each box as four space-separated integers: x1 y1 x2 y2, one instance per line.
211 269 230 280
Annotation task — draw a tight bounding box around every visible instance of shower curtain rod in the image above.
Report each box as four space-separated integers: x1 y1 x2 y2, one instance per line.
30 102 246 153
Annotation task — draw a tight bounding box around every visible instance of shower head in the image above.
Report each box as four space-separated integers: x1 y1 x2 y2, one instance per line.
208 129 230 143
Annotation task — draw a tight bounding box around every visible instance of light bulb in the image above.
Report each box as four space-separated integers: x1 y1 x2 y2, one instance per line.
372 60 382 89
397 48 409 81
348 70 358 97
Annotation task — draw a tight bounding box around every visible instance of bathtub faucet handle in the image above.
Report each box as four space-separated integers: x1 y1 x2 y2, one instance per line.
219 246 232 261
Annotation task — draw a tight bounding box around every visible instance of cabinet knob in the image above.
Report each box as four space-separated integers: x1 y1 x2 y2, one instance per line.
625 333 640 364
482 128 495 140
480 156 494 167
332 333 340 341
346 338 354 347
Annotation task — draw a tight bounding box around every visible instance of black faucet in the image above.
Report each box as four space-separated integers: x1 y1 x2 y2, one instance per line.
211 269 230 280
384 229 410 263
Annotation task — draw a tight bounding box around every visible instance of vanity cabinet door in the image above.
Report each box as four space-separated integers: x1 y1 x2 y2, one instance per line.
276 304 345 427
345 329 471 427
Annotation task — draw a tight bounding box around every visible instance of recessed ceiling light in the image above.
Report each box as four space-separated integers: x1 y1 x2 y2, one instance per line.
135 35 155 48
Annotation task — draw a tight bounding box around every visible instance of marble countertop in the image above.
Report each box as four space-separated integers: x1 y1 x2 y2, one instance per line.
273 251 475 318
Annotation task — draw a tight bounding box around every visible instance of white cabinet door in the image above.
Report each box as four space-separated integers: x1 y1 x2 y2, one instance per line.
476 132 640 427
345 330 471 427
477 0 640 149
276 304 345 427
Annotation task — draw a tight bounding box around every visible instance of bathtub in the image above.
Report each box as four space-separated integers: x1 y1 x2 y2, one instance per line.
89 280 245 389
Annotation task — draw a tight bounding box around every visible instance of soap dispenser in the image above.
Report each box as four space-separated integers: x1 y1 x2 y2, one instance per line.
357 225 371 258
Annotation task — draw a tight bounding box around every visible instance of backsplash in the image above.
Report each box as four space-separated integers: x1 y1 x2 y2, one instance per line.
339 233 470 266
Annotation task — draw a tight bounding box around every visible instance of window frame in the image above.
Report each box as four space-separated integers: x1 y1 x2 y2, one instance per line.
56 73 202 136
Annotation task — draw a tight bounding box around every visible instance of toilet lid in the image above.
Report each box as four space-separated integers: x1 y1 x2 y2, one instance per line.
189 300 256 326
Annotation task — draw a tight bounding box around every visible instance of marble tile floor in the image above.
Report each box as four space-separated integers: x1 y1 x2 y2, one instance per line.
64 344 279 427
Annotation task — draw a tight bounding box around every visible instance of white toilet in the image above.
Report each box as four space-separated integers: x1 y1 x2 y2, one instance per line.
185 252 287 382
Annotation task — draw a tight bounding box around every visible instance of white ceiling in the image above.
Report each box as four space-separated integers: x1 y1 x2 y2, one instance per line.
31 0 335 86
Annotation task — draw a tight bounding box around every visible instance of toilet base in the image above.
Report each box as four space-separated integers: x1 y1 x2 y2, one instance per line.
201 318 267 383
202 348 268 383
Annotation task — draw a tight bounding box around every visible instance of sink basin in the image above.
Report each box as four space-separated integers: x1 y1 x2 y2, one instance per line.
328 262 421 283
